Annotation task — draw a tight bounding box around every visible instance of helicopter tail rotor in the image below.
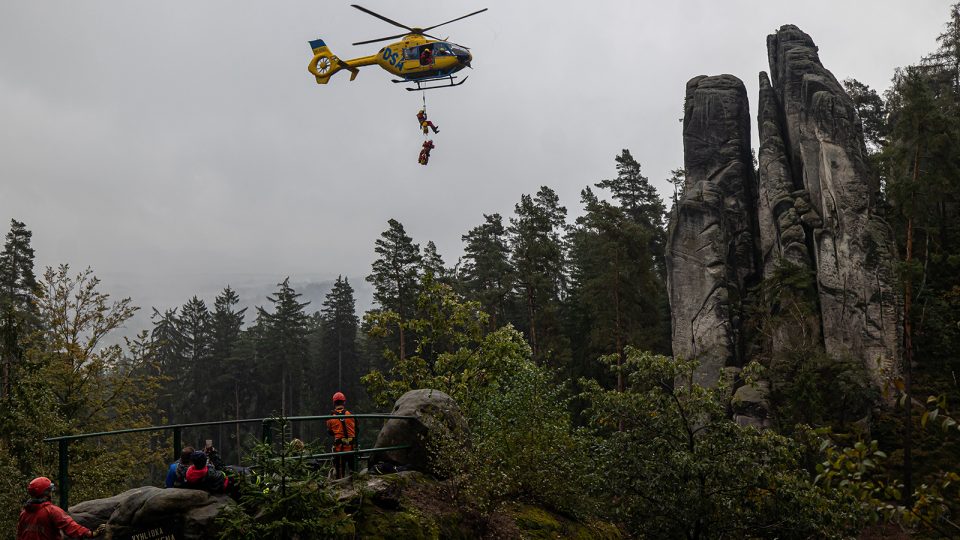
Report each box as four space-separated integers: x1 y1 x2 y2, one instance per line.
308 39 359 84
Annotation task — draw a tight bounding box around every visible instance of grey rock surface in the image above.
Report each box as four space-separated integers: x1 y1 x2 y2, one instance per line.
70 486 231 540
371 389 469 474
765 25 901 385
669 27 901 393
667 74 761 386
732 381 773 429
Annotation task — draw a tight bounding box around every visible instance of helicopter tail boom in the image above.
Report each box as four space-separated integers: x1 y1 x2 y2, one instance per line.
308 39 361 84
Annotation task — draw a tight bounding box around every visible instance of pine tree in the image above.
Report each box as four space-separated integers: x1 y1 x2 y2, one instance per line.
843 79 889 152
421 241 448 281
366 219 422 360
0 219 36 399
568 188 667 391
508 186 568 363
923 2 960 93
883 64 960 503
595 150 667 274
256 278 311 421
460 213 515 329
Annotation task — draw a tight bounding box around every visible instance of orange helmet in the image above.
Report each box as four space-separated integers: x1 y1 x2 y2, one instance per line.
332 391 346 404
28 477 53 497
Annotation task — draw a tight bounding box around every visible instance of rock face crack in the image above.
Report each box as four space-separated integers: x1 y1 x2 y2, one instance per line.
667 25 901 389
667 74 760 386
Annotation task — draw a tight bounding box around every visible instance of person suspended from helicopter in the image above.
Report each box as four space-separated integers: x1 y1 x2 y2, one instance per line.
419 140 435 165
417 109 439 135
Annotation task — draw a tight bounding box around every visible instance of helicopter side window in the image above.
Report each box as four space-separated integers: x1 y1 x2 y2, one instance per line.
418 45 434 66
433 43 453 56
403 47 419 61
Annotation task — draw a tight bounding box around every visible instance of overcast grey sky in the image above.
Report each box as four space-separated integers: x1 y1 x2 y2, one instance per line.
0 1 951 319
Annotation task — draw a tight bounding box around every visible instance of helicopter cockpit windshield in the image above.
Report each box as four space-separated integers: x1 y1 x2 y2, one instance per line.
432 43 453 56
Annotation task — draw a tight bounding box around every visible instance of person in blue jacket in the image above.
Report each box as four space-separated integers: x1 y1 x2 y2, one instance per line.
164 446 194 488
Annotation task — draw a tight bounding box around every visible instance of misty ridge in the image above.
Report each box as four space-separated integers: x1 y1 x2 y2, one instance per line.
99 272 375 346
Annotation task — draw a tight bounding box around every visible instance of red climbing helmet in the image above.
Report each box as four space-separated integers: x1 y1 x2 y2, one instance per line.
27 477 54 497
332 391 346 404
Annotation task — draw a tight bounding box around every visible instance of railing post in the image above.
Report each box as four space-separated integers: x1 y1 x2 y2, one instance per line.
353 418 360 473
172 427 182 463
58 439 69 509
261 419 273 446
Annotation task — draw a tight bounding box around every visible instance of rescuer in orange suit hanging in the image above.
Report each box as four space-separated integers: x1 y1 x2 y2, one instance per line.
326 391 356 479
17 477 106 539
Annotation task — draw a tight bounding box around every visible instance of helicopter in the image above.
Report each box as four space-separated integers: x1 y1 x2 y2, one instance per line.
308 4 487 91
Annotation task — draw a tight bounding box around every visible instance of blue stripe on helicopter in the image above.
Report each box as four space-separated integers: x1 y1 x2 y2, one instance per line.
309 38 327 50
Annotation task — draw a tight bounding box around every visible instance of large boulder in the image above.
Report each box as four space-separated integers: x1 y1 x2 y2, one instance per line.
370 389 469 473
667 74 762 386
70 486 231 540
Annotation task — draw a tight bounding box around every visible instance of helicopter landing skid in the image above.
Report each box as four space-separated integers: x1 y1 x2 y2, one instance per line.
391 75 469 91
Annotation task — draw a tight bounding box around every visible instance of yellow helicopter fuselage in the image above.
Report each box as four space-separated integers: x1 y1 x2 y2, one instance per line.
308 34 472 85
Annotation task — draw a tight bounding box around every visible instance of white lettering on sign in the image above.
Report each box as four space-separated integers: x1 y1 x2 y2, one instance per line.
130 528 176 540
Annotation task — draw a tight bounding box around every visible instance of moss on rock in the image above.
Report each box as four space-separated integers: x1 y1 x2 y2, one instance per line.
508 504 622 540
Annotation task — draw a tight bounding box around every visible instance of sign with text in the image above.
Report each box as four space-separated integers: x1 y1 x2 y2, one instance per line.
114 521 183 540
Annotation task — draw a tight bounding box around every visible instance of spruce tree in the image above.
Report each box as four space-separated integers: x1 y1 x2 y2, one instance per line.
151 307 184 422
319 276 359 398
178 296 213 418
366 219 421 360
0 219 36 399
461 213 515 329
210 286 247 421
256 278 311 421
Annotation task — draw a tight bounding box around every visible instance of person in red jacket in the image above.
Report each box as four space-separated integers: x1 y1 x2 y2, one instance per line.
17 477 105 539
418 139 435 165
326 391 356 479
416 109 439 135
183 451 229 494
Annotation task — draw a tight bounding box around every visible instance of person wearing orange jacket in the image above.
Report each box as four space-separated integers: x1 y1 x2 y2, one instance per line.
17 477 105 539
326 391 356 479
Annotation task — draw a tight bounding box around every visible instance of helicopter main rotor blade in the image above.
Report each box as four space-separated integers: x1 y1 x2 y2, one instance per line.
351 4 412 31
353 32 410 46
422 8 488 32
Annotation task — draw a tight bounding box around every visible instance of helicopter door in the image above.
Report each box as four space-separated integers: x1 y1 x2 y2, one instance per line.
417 45 435 66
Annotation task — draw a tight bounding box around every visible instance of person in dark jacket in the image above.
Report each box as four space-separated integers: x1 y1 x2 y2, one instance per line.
184 451 229 494
164 446 195 488
17 477 105 539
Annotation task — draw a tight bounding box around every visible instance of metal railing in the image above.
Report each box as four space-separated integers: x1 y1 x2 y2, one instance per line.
43 414 415 508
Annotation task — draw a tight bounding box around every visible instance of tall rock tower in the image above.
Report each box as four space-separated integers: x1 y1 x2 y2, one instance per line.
668 26 901 389
667 74 761 386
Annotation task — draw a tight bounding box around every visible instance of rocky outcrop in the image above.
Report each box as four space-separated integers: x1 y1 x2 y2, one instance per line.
70 472 620 540
70 486 231 540
669 25 901 392
667 74 761 386
370 389 469 474
764 25 901 385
